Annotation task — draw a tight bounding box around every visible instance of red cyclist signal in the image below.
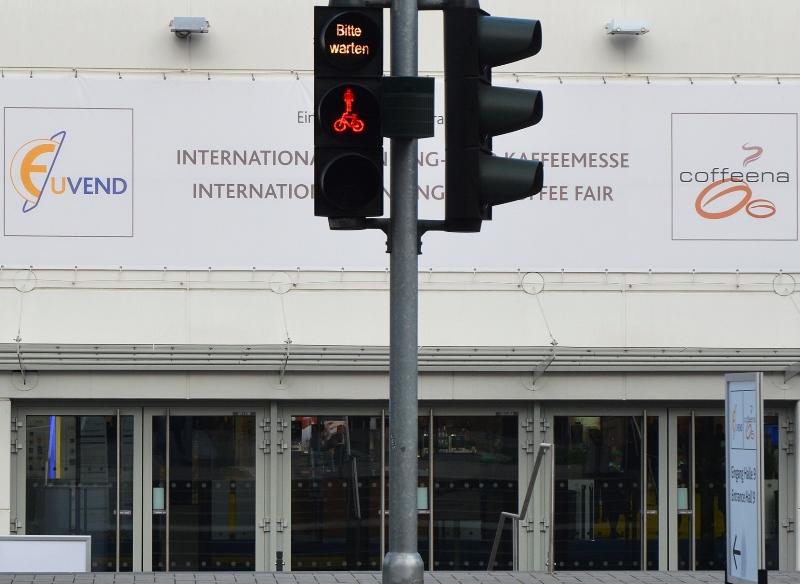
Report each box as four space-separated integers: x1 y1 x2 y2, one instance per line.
333 88 365 133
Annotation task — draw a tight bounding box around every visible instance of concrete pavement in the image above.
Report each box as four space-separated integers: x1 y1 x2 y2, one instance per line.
0 573 799 584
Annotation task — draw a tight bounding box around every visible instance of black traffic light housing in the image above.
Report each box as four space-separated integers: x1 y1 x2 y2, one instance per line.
314 7 384 218
444 1 544 231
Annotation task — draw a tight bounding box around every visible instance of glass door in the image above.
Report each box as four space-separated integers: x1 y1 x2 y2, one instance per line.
382 412 432 570
289 414 383 570
431 413 519 570
287 409 520 572
144 408 263 571
17 407 142 571
668 408 790 570
550 413 662 570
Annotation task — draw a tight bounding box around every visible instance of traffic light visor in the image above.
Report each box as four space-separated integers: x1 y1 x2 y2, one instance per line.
479 155 543 206
479 86 542 137
478 16 542 68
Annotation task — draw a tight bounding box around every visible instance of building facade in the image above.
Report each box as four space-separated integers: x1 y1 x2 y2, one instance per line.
1 0 800 574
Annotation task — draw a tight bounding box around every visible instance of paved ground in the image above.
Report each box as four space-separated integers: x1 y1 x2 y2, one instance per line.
0 573 798 584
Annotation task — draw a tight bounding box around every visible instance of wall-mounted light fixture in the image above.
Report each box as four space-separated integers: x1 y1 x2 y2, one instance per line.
606 19 649 35
170 17 210 38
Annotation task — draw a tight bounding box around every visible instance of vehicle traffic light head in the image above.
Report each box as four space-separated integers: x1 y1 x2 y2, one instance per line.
444 2 544 230
314 7 384 219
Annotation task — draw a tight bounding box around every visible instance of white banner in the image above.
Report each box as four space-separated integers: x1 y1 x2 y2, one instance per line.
1 77 798 271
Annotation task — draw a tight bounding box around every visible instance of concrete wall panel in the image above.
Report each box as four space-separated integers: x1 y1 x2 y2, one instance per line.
0 0 797 76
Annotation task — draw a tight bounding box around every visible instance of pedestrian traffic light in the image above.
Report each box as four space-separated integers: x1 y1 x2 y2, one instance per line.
444 2 544 231
314 7 384 219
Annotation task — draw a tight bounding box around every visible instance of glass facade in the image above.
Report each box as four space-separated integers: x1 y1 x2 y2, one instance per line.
553 416 659 570
432 415 518 570
677 416 693 569
675 413 779 571
17 406 792 572
26 415 134 571
764 413 780 570
290 413 518 571
290 416 383 570
152 415 256 571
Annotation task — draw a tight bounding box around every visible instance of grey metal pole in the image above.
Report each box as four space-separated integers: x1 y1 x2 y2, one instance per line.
382 0 424 582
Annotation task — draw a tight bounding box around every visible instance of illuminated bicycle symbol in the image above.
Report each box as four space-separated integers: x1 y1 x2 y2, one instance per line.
333 88 365 134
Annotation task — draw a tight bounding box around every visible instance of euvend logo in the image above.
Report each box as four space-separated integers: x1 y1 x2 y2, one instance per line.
4 108 133 237
672 113 798 241
10 131 128 213
731 403 740 438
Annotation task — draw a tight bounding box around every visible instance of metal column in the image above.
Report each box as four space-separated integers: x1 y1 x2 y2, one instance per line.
382 0 424 581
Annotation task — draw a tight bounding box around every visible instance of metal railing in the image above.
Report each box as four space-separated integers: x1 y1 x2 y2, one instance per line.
488 442 552 572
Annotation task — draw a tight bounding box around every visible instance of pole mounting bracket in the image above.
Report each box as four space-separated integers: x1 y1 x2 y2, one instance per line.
328 217 482 254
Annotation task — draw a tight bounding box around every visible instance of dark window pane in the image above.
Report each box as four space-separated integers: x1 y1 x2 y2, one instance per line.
26 415 133 572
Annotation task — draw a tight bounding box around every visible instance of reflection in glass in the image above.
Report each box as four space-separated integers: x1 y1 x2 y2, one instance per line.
677 416 693 570
553 416 645 570
432 415 518 570
694 416 726 569
644 416 659 569
26 415 134 572
764 414 779 569
678 414 777 571
291 416 382 570
383 416 431 570
290 414 518 572
152 416 256 571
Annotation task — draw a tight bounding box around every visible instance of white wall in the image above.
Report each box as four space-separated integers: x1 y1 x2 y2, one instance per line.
2 270 800 350
0 1 798 369
0 0 797 77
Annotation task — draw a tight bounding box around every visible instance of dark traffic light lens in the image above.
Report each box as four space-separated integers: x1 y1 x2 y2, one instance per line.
321 12 382 71
321 153 383 212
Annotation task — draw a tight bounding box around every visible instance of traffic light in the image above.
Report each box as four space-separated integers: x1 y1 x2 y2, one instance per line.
444 2 544 231
314 7 384 219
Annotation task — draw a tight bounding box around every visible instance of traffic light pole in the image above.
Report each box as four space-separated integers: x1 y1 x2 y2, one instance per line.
320 1 542 580
383 0 425 583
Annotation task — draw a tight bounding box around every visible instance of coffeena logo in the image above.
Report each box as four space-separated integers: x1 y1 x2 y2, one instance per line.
10 130 128 213
672 113 798 241
4 108 133 237
742 144 762 167
688 144 787 221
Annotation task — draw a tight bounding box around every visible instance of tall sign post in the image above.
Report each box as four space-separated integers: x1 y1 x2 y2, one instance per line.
725 373 766 584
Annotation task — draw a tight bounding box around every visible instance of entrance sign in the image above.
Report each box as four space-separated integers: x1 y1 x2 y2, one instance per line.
725 373 765 584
